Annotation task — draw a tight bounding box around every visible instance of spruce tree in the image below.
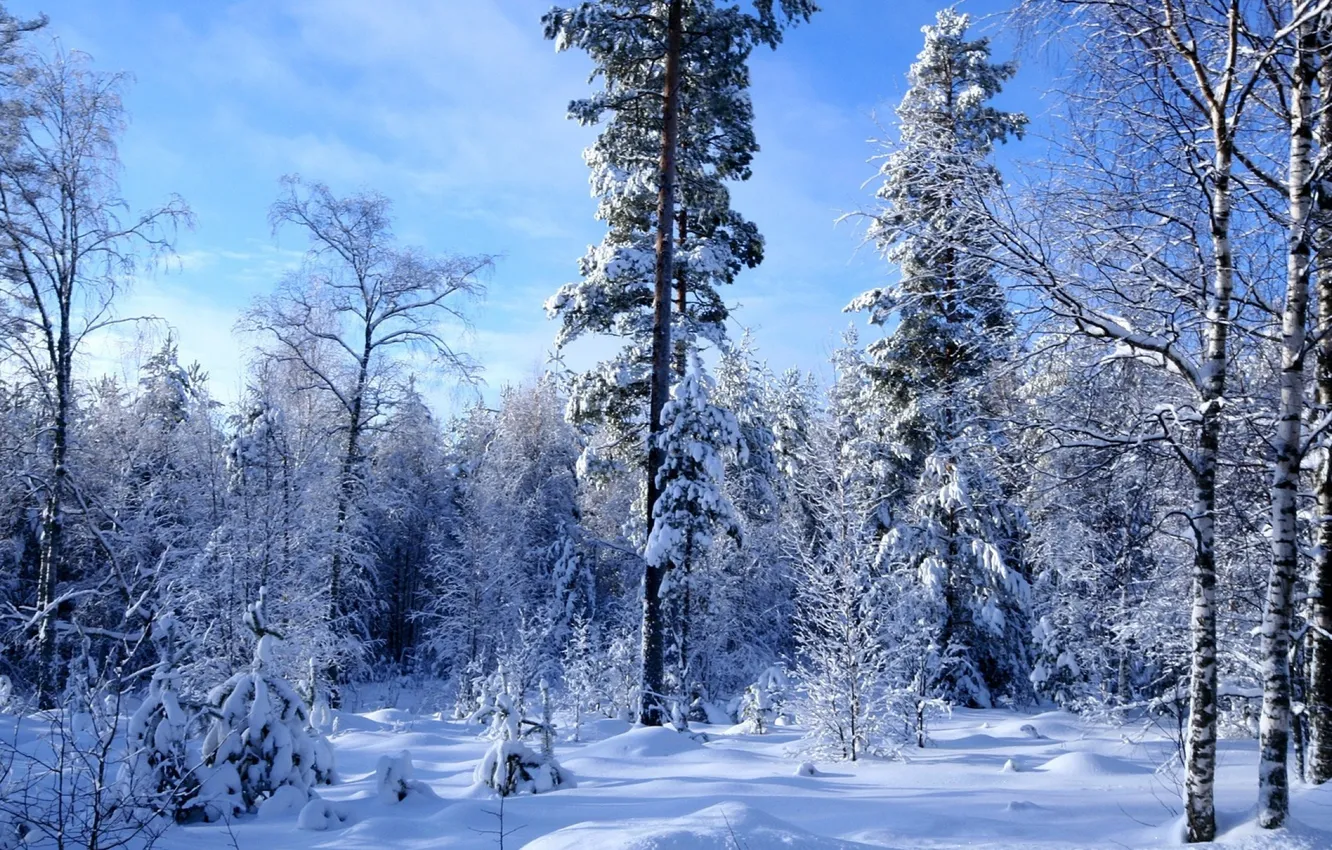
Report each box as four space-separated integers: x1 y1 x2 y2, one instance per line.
848 8 1030 707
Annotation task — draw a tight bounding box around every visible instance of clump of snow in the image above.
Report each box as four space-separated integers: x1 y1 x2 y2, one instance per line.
795 760 819 777
375 750 435 803
525 801 875 850
573 726 702 760
256 784 308 820
1000 758 1019 773
310 698 332 733
296 797 349 831
1037 751 1147 776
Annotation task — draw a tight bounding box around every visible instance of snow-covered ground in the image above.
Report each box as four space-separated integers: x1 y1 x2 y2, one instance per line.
137 706 1331 850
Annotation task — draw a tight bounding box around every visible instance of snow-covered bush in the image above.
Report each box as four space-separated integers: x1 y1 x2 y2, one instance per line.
474 739 568 797
472 684 567 796
198 589 335 818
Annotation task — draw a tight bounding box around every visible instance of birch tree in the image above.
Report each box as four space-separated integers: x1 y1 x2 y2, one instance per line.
1310 14 1332 787
0 48 188 708
1005 1 1296 840
245 177 488 693
1256 3 1318 828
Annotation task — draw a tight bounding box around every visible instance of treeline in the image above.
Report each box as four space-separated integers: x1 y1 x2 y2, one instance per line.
1 0 1332 845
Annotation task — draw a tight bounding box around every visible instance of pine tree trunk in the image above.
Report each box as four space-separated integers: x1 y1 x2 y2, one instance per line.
1308 22 1332 789
1258 14 1315 828
640 0 683 728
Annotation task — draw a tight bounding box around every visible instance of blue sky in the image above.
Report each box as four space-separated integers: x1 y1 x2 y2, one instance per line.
14 0 1042 411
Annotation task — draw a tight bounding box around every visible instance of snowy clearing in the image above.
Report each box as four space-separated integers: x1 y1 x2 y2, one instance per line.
123 706 1332 850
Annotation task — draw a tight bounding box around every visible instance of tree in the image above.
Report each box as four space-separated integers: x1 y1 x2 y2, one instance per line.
643 353 743 704
545 0 816 725
245 177 489 691
789 412 892 762
1310 13 1332 787
1256 3 1318 827
848 8 1030 708
1004 2 1301 838
0 47 189 708
198 588 334 819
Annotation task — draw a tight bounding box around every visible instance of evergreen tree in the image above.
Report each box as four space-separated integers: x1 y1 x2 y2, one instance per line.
848 7 1030 707
644 354 743 707
544 0 816 725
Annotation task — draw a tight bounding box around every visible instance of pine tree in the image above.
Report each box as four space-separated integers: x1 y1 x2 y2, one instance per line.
544 0 816 725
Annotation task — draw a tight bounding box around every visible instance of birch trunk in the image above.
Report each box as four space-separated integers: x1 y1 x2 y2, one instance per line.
1184 128 1234 848
1258 12 1316 828
1309 19 1332 788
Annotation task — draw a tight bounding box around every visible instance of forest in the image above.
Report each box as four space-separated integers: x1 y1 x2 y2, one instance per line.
1 1 1331 848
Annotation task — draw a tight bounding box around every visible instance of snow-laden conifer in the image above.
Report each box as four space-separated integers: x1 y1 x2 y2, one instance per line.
198 588 334 819
117 616 198 822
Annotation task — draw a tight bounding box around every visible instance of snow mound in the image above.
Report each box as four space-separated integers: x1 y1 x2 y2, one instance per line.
363 708 417 726
376 750 436 803
572 725 702 760
1000 758 1019 773
297 797 350 831
795 760 819 777
522 801 875 850
255 785 308 820
1037 751 1146 776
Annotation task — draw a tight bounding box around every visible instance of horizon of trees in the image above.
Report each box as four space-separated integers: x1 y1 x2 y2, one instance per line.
1 0 1331 843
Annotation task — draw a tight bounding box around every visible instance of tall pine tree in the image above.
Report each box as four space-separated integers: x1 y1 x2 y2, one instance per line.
544 0 816 724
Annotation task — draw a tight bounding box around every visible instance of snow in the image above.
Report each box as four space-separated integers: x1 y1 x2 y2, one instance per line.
525 801 876 850
1036 751 1151 777
570 725 703 760
116 705 1332 849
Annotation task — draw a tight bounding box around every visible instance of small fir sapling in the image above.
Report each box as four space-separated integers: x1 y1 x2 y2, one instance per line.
473 683 568 796
198 588 335 818
561 617 597 741
116 615 199 822
603 627 641 722
740 665 792 734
